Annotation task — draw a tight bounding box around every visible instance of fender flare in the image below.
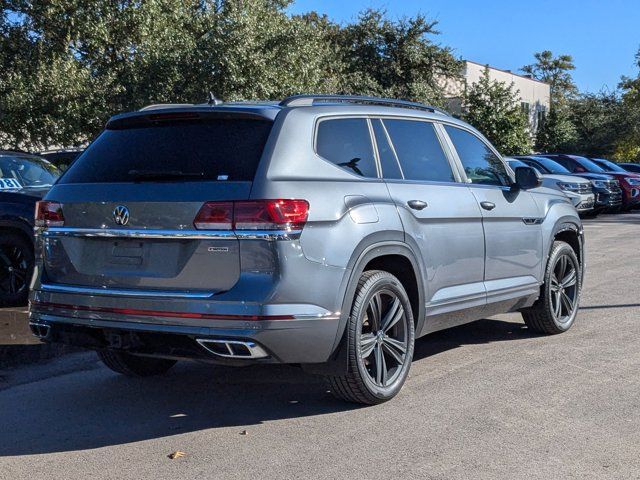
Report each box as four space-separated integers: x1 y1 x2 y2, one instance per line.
303 240 426 376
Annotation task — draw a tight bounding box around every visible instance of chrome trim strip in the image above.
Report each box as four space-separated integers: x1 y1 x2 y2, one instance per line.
40 283 215 299
39 227 302 241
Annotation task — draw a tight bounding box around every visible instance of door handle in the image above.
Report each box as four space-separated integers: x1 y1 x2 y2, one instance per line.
407 200 428 210
480 201 496 211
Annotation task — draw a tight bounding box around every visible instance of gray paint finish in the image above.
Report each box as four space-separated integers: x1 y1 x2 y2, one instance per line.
29 100 583 365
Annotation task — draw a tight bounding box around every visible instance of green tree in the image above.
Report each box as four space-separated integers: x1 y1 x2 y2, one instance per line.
568 91 627 157
331 9 463 106
615 49 640 161
522 51 578 152
462 67 532 155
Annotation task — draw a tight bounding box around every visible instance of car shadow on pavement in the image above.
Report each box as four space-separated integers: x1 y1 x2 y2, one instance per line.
0 317 534 457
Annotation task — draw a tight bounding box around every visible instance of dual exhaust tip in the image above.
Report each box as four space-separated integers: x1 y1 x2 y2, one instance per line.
29 322 51 339
29 321 267 360
196 339 268 359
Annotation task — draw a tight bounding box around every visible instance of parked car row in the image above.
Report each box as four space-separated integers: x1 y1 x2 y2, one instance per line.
506 153 640 216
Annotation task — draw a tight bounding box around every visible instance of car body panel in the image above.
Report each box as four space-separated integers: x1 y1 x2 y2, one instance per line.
29 100 584 367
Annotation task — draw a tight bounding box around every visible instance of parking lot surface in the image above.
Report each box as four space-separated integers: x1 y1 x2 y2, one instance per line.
1 213 639 480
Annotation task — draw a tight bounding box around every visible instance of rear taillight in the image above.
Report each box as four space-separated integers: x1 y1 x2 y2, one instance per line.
193 201 233 230
35 201 64 227
194 199 309 231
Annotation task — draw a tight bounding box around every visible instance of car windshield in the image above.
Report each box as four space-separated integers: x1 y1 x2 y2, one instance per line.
569 155 607 173
528 157 572 174
0 154 61 189
593 159 627 173
507 159 530 170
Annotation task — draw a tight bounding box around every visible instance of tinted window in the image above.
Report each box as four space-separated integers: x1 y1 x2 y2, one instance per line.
550 157 576 172
570 156 606 173
593 158 626 173
0 154 60 188
383 119 454 182
444 126 510 186
60 118 273 184
507 159 529 170
371 120 402 179
527 157 571 174
520 159 549 174
316 118 377 178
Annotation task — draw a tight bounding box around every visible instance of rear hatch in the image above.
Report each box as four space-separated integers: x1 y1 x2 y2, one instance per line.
40 109 275 294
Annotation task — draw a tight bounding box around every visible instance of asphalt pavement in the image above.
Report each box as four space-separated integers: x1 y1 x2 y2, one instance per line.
1 213 639 480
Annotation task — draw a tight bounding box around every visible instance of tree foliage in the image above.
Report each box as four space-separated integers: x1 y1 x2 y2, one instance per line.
330 9 462 106
522 50 579 153
0 1 462 150
462 67 531 155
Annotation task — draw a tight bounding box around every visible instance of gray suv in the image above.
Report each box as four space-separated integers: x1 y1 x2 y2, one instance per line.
29 95 585 404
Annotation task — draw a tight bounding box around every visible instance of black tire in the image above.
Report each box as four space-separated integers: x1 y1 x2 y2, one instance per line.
0 232 34 307
521 241 582 334
97 350 176 377
324 270 415 405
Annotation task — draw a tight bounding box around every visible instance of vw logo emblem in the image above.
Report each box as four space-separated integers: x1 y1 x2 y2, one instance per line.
113 205 130 226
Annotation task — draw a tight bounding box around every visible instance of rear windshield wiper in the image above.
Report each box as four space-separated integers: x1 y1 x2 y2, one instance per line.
128 169 205 181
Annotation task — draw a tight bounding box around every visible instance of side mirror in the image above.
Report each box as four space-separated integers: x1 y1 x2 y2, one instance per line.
514 166 542 190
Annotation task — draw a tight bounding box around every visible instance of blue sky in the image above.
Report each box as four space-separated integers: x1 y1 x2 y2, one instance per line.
289 0 639 93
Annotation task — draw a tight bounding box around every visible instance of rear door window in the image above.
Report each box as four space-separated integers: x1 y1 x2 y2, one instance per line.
371 119 403 180
383 119 455 182
59 117 273 184
316 118 378 178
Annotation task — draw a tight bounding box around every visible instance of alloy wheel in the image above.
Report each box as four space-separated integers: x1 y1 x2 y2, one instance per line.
549 253 578 323
0 243 29 295
358 290 409 388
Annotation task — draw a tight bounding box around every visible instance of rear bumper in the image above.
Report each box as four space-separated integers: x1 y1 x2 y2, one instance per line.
29 299 341 365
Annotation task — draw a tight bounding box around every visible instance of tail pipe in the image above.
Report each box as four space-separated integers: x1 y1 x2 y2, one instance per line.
196 339 268 359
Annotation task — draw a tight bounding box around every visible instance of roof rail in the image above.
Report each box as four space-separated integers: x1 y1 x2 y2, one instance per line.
279 95 450 116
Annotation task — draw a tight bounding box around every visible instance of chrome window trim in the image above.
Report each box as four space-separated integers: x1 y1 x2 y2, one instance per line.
38 227 302 241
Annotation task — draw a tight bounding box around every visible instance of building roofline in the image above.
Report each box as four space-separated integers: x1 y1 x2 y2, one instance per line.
464 59 550 86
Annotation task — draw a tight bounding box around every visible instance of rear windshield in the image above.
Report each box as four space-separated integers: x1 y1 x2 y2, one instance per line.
59 118 273 184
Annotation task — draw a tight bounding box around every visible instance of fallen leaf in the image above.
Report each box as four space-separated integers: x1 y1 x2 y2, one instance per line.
168 451 186 460
240 430 248 436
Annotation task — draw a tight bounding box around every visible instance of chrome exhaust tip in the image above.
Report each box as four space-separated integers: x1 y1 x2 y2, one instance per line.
196 339 269 359
29 322 51 339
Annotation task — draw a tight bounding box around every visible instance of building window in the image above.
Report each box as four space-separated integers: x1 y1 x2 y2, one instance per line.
537 106 547 126
520 102 531 116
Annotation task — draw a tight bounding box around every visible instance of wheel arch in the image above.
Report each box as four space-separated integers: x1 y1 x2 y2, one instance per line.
303 240 426 376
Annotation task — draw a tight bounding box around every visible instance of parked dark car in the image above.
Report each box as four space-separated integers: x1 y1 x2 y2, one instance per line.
0 151 61 305
589 158 640 210
37 148 84 171
514 155 621 214
619 163 640 174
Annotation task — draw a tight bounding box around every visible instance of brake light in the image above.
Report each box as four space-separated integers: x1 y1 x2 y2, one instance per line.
35 201 64 227
193 201 233 230
194 199 309 231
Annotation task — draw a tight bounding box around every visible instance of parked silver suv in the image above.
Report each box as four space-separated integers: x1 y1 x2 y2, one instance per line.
29 95 585 404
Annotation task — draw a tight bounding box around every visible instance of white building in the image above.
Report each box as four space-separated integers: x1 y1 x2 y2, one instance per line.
444 60 551 134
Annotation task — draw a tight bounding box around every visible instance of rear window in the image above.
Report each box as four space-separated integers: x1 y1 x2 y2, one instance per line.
59 118 273 184
315 118 378 178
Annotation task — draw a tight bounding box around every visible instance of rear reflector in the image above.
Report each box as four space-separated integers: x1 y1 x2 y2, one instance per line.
31 300 296 321
35 201 64 227
194 199 309 231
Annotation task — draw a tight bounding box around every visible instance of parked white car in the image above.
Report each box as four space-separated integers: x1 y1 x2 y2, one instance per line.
506 158 595 214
